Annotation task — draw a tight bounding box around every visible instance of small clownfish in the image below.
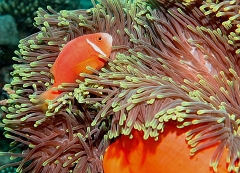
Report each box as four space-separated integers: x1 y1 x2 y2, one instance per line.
36 33 112 111
103 122 229 173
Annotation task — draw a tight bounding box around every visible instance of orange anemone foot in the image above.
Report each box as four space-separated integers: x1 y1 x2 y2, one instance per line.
103 123 230 173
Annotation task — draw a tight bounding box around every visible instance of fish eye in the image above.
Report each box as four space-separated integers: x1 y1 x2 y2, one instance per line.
97 36 102 42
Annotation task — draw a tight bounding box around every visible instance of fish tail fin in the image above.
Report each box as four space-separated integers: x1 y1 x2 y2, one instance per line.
35 89 58 112
34 90 50 112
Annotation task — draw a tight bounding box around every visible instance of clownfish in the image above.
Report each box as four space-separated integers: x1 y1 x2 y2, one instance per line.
36 33 112 110
103 122 229 173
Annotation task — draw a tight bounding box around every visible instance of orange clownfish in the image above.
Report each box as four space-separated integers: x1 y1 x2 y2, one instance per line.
36 33 112 110
103 122 229 173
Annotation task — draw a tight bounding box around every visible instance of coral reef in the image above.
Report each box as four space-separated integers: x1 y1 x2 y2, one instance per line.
0 0 80 31
0 0 240 172
0 166 17 173
0 14 18 69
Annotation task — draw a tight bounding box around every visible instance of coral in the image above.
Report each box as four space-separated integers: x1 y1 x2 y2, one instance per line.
0 166 17 173
0 0 240 172
0 14 19 71
0 0 80 31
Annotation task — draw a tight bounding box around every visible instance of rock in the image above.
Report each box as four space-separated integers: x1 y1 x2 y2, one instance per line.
0 14 18 46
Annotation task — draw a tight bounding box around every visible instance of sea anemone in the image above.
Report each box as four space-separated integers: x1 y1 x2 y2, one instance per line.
76 0 240 172
0 0 240 172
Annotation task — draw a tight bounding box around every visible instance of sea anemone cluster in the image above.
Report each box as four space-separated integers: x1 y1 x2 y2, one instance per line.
0 0 240 172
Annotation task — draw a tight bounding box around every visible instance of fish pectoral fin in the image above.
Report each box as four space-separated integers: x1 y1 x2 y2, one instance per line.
72 57 100 75
50 63 55 74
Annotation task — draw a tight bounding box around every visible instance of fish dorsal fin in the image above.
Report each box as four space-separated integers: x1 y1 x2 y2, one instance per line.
86 38 106 57
72 57 100 75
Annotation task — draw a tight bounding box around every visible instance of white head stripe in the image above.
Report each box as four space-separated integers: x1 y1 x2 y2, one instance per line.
86 38 107 57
